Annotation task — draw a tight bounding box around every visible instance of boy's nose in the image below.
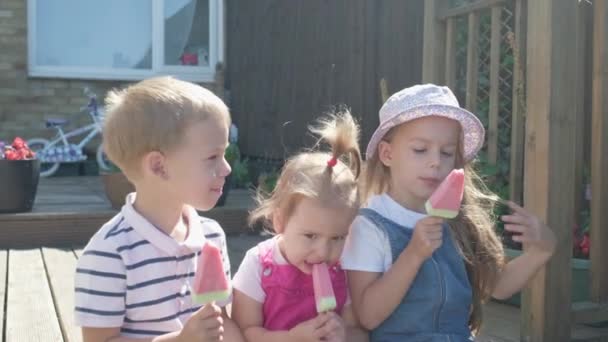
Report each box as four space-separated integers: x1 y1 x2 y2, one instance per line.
219 157 231 177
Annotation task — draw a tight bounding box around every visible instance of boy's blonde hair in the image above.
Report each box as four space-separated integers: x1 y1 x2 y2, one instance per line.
362 124 504 334
102 76 229 178
250 109 362 231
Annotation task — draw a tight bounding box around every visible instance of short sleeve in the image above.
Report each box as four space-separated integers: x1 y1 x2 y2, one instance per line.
341 215 391 273
231 246 265 303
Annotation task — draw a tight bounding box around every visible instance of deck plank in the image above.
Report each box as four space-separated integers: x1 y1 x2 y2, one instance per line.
0 250 7 340
43 248 81 342
6 249 63 342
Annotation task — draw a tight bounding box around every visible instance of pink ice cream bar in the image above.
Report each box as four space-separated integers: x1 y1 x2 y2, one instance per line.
192 242 231 304
425 168 465 219
312 263 337 313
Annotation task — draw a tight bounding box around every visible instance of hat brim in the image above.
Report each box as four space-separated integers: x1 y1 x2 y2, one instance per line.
365 104 485 161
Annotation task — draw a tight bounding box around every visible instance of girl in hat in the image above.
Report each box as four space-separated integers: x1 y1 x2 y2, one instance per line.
342 84 557 341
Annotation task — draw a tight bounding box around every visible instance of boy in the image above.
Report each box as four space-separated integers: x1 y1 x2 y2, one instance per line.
75 77 244 342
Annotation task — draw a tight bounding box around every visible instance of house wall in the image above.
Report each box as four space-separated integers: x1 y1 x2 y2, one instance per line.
0 0 223 151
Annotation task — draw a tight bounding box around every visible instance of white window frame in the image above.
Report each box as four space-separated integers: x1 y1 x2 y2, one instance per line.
27 0 224 83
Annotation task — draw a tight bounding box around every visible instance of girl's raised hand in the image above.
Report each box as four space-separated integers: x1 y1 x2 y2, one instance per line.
501 201 557 256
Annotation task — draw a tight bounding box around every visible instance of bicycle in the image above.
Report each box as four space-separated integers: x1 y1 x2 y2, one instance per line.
27 89 111 177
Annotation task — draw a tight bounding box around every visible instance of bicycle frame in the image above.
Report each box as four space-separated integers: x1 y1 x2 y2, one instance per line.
45 120 102 150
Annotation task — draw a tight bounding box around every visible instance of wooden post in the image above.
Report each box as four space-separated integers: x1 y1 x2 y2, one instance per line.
521 0 581 341
488 7 501 165
591 0 608 304
422 0 446 84
465 12 479 112
445 17 457 91
509 0 527 204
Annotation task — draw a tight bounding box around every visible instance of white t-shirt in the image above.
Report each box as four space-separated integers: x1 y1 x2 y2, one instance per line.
340 193 427 273
232 236 286 303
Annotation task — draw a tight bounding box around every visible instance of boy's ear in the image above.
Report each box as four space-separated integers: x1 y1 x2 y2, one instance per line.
272 212 285 234
378 141 393 167
143 151 168 180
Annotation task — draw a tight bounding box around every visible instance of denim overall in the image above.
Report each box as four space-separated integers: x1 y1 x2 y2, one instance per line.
360 208 474 342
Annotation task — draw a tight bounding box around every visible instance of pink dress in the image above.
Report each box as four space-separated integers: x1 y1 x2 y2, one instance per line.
258 239 348 331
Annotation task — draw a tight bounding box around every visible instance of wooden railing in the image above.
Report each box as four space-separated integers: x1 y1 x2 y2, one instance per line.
423 0 608 341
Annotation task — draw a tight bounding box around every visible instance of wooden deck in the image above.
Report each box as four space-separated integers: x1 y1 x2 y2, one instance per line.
0 176 255 248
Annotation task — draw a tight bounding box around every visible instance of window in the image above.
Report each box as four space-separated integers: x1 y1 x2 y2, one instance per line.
28 0 224 82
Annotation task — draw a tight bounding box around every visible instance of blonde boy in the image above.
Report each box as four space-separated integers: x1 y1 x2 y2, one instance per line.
75 77 243 342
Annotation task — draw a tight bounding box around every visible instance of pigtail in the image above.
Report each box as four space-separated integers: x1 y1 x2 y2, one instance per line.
309 108 362 179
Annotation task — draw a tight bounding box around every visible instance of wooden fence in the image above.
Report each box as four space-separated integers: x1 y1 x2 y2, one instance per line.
423 0 608 341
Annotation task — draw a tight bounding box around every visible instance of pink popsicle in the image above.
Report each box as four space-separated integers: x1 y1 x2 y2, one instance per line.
425 168 465 219
312 263 337 313
192 242 231 304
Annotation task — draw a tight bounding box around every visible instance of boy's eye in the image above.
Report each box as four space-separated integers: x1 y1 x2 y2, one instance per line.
208 155 218 160
441 151 454 157
413 148 426 154
304 234 317 240
332 236 347 241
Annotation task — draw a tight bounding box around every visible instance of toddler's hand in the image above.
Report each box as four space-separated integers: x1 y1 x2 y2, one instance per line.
502 201 557 256
178 303 224 342
316 312 346 342
409 216 444 261
288 313 332 342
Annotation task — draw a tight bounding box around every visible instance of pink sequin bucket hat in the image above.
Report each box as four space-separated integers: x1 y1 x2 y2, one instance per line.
366 84 485 161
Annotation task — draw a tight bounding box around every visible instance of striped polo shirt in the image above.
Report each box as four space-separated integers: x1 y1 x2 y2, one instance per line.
74 194 231 338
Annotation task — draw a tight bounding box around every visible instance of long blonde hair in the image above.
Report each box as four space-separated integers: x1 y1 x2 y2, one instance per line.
250 109 362 231
362 125 505 334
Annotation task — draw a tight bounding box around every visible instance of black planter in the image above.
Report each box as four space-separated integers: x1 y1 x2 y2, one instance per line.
0 159 40 213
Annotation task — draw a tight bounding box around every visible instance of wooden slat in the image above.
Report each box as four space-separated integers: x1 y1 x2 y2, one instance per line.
465 11 480 112
42 248 81 342
422 0 447 84
0 250 7 340
572 0 591 260
438 0 508 20
445 17 457 90
572 301 608 324
521 0 581 341
509 0 527 203
488 6 502 165
591 0 608 303
6 249 63 342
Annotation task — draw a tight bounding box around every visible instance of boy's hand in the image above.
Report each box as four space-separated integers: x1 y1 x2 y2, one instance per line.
178 303 224 342
288 314 332 342
502 201 557 256
408 216 444 261
315 312 346 342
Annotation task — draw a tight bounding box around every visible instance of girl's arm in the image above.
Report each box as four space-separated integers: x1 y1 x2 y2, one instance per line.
347 247 424 331
491 251 553 299
232 289 295 342
492 201 557 299
347 216 443 330
341 305 369 342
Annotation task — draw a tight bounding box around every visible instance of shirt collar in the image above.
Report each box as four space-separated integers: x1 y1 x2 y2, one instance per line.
122 193 206 255
366 193 427 229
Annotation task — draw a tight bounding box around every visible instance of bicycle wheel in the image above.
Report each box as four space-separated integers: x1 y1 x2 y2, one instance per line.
27 138 60 177
96 144 112 172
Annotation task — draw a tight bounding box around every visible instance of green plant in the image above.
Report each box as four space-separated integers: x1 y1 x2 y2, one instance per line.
258 171 279 194
225 143 240 166
231 158 250 188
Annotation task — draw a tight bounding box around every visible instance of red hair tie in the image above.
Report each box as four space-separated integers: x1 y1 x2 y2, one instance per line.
327 156 338 168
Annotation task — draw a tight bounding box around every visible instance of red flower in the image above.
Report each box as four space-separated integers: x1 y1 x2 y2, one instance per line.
579 234 590 256
11 137 26 150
